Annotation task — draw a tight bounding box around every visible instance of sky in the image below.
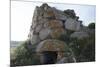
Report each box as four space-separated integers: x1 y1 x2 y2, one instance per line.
11 1 96 41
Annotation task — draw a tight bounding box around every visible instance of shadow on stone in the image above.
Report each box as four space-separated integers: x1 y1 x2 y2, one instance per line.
41 51 57 64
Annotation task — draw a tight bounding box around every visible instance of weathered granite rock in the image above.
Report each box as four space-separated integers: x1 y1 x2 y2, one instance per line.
56 57 76 63
43 8 55 18
36 39 76 63
70 31 89 39
36 39 67 52
30 34 40 45
28 3 83 44
65 18 81 31
47 20 63 28
33 24 42 33
28 3 84 52
36 39 68 61
28 3 83 63
64 9 76 19
11 3 95 65
52 7 67 20
39 28 51 40
50 28 66 39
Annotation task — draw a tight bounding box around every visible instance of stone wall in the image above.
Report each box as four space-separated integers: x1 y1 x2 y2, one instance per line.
28 3 84 63
28 3 83 44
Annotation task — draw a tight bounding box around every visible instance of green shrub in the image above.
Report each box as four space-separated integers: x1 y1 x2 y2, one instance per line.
69 34 95 62
88 23 95 29
10 40 41 66
58 28 95 62
64 9 76 18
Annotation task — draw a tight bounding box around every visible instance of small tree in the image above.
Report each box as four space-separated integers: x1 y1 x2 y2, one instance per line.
88 23 95 29
64 9 76 18
10 40 41 66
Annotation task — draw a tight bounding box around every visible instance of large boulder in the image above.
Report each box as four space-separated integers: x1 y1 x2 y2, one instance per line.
52 7 67 20
56 57 76 63
39 28 51 40
30 34 40 45
35 24 43 33
50 28 66 39
70 31 89 39
43 8 55 18
46 20 63 28
36 39 76 63
65 18 81 31
28 3 83 44
36 39 67 52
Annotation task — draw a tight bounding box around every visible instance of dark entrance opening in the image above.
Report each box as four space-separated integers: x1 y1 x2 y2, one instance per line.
42 51 57 64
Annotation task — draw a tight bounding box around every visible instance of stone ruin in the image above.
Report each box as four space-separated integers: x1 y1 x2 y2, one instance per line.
28 3 88 64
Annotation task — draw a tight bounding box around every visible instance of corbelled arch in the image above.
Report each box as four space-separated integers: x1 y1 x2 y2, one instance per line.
36 39 70 64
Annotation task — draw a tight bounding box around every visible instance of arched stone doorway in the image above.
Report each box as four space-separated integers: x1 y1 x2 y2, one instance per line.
36 39 67 64
41 51 57 64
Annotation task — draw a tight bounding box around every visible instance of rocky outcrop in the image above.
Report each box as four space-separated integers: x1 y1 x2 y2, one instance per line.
65 18 82 31
28 3 84 63
11 3 95 66
36 39 76 63
28 3 83 45
36 39 67 52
